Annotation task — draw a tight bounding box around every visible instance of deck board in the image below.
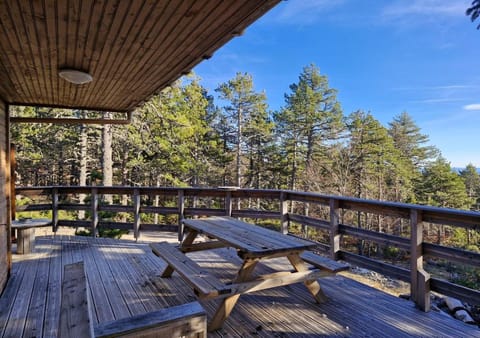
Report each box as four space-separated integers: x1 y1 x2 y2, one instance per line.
1 233 479 338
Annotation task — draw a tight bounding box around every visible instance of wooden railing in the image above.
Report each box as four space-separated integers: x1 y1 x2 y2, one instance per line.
15 186 480 311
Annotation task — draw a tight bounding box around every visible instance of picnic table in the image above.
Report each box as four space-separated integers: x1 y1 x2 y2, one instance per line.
151 216 348 331
11 218 52 254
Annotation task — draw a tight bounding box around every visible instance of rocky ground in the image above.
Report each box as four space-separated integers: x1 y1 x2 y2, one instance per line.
342 266 480 328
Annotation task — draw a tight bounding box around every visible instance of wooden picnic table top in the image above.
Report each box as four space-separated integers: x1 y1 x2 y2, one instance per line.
182 216 317 258
11 218 52 229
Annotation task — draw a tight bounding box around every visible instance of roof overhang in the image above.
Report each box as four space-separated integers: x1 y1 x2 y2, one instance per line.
0 0 280 113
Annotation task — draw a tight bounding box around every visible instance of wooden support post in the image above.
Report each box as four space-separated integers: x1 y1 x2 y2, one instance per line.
133 188 141 241
280 191 289 234
91 188 98 237
9 143 15 221
410 209 430 311
225 191 232 217
329 199 340 260
178 189 185 241
52 188 59 233
7 141 13 275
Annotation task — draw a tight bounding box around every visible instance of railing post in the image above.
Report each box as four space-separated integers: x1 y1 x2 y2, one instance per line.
302 203 309 237
410 209 430 311
280 191 289 234
178 189 185 241
225 191 232 217
329 198 340 260
133 188 141 241
52 188 59 233
91 188 98 237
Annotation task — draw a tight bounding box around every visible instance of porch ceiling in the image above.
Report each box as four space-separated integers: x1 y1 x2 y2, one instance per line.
0 0 279 112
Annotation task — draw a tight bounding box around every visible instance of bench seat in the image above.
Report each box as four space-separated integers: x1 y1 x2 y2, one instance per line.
300 251 349 273
150 242 229 299
150 242 348 302
59 261 207 338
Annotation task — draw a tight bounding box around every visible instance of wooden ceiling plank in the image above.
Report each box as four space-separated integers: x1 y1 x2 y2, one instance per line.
75 0 105 107
14 1 44 101
56 0 70 106
81 0 132 108
143 0 280 102
0 1 26 102
25 0 50 104
63 0 84 105
31 0 53 104
138 0 280 109
43 0 59 105
104 0 217 108
124 0 243 104
77 0 111 109
0 2 36 103
0 0 280 111
86 0 147 109
98 0 183 109
72 0 97 104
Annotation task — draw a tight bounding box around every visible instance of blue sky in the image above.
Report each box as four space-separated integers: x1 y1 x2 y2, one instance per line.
193 0 480 168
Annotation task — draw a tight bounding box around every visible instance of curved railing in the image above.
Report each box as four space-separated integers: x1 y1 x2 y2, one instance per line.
15 186 480 310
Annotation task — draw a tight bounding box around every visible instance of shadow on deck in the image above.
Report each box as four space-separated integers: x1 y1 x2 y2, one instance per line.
1 233 478 337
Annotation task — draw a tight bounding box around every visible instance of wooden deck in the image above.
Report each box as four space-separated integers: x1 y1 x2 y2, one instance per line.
1 233 479 338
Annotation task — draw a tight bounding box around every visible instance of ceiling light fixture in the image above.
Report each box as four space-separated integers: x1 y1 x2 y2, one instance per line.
58 68 93 85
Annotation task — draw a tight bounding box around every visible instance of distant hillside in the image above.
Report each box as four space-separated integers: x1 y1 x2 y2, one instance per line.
452 167 480 174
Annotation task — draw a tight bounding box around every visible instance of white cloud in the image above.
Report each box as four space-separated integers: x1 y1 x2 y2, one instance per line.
414 98 466 104
463 103 480 110
379 0 471 29
382 0 468 18
270 0 346 25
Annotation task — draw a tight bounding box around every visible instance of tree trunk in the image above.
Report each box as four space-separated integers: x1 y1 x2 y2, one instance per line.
235 106 242 188
78 124 88 219
102 113 113 204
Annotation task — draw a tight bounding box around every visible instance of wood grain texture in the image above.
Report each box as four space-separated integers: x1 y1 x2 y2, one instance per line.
0 98 8 293
0 0 281 112
2 235 480 337
94 302 206 338
58 262 94 338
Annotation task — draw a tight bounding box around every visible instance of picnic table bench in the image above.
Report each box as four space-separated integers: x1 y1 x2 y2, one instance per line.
11 218 52 254
150 216 349 331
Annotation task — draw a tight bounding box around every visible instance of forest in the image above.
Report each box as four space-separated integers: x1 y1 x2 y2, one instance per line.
11 64 480 212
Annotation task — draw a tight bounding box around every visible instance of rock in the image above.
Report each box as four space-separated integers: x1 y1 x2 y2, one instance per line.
444 297 476 324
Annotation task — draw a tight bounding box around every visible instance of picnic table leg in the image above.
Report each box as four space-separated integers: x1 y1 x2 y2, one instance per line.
161 230 199 277
208 258 258 331
288 253 328 303
180 229 199 250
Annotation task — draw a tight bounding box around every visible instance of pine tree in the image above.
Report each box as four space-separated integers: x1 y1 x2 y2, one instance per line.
216 72 271 188
346 110 400 200
388 112 438 202
460 164 480 210
416 157 472 209
275 64 343 192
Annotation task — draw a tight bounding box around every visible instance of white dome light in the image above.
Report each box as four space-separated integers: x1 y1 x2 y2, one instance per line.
59 69 93 84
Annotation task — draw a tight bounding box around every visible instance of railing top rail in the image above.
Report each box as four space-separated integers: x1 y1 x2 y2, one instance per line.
15 186 480 226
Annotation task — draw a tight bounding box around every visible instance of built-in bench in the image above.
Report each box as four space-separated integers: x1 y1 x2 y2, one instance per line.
11 218 52 254
300 251 350 273
58 261 207 338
